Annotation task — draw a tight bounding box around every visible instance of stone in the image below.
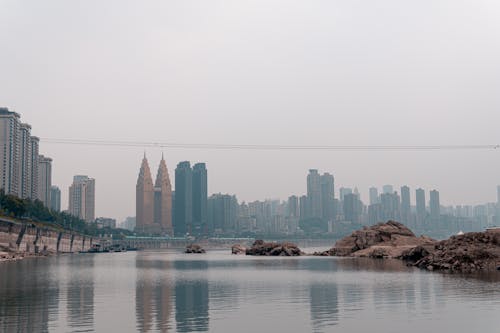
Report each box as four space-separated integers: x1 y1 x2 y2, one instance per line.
245 240 302 256
185 244 206 254
231 244 246 255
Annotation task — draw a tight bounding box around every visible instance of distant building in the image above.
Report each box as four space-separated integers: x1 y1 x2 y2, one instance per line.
95 217 116 229
343 193 362 224
192 163 208 236
416 188 426 225
382 185 394 194
320 173 335 222
121 216 136 231
287 195 299 218
37 155 52 208
207 193 238 234
339 187 352 202
369 187 379 205
429 190 440 221
30 136 39 200
380 191 400 222
136 155 173 235
154 155 173 235
307 169 322 219
174 161 193 236
400 186 411 225
69 175 95 223
50 186 61 212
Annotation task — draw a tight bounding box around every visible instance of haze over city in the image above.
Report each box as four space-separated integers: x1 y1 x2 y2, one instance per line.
1 0 499 223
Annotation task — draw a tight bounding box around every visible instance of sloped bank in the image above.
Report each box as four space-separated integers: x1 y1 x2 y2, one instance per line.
317 221 500 273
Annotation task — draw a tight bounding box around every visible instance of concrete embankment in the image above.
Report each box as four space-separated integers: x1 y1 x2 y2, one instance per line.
0 217 94 262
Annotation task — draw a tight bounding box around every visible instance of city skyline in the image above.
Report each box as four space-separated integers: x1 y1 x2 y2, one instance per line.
1 1 500 223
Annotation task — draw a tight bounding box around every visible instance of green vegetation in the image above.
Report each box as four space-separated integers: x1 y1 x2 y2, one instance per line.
0 190 132 238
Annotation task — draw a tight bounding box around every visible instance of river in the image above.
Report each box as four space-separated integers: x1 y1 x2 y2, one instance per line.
0 250 499 332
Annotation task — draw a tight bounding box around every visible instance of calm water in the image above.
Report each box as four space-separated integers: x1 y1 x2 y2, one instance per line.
0 250 499 333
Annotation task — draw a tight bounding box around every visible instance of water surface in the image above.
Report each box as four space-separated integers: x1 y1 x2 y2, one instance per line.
0 250 499 332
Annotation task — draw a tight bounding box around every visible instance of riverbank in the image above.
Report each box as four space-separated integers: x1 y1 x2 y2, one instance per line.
0 216 94 263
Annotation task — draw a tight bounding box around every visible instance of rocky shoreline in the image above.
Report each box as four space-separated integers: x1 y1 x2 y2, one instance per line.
235 240 303 256
318 221 500 273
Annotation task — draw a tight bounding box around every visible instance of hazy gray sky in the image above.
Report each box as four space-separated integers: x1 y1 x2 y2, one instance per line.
1 0 499 222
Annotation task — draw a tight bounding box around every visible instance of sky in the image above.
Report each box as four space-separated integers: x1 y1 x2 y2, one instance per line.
1 0 500 223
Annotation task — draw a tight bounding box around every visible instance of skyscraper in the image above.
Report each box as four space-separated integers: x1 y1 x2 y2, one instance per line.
382 185 393 194
0 108 21 195
154 155 173 235
50 186 61 212
400 186 411 225
192 163 208 236
287 195 299 218
416 188 426 225
30 136 39 200
37 155 52 208
174 161 192 236
320 173 335 222
307 169 322 219
380 192 400 222
369 187 379 205
136 155 154 232
18 123 32 199
429 190 440 221
343 193 362 224
69 175 95 223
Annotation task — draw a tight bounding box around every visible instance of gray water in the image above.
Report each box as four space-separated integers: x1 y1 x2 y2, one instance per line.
0 250 499 333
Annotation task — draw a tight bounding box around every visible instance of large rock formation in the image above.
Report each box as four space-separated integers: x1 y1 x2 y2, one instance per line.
246 240 302 256
323 221 435 258
185 244 206 254
231 244 246 255
411 230 500 272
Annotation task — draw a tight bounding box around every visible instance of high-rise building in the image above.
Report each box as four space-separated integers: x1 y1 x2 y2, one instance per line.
0 108 21 195
50 186 61 212
320 173 335 222
339 187 352 202
369 187 379 205
192 163 208 236
380 192 400 222
429 190 440 221
416 188 426 225
69 175 95 223
18 123 32 199
400 186 411 225
154 155 173 235
382 185 393 194
207 193 238 234
136 155 154 232
343 193 362 224
287 195 299 218
30 136 39 200
37 155 52 207
174 161 192 236
307 169 322 219
299 195 308 220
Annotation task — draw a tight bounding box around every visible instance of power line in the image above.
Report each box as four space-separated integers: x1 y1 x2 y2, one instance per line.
39 138 500 151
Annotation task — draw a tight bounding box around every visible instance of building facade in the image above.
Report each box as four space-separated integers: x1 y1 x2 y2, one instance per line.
69 175 95 223
174 161 193 236
50 185 61 212
37 155 52 207
192 163 208 236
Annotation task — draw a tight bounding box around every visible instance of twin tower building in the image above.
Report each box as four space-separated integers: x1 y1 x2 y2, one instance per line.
136 154 208 236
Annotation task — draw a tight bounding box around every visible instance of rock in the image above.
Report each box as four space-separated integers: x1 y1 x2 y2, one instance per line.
245 240 302 256
231 244 246 255
413 231 500 272
185 244 206 254
324 221 436 258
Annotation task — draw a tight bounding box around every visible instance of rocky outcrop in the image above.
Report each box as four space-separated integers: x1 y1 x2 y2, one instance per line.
246 240 302 256
321 221 435 258
185 244 206 254
411 231 500 272
231 244 246 255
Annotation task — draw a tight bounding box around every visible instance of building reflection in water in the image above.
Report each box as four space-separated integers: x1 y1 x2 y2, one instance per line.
309 282 339 331
174 260 209 332
67 255 95 330
136 256 174 332
0 259 59 332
